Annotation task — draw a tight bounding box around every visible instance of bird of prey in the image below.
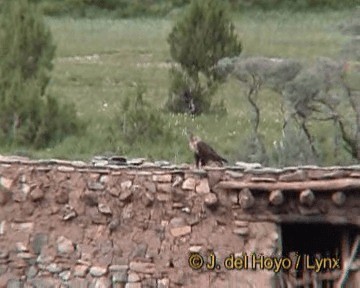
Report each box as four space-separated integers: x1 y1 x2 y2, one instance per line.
188 132 228 168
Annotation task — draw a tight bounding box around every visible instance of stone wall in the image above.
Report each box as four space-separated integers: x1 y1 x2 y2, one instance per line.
0 157 359 288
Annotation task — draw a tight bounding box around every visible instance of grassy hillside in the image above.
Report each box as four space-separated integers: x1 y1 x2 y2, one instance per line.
3 10 357 165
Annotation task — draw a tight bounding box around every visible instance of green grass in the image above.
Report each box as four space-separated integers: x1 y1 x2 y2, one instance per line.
2 9 357 165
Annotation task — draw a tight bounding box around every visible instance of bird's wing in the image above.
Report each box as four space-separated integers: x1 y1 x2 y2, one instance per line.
197 141 226 162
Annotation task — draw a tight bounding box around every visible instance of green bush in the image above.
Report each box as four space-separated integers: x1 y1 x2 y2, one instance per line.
109 83 175 151
167 0 242 115
0 0 83 148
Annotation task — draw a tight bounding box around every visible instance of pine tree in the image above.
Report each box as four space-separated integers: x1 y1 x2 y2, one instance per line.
0 0 81 148
167 0 242 115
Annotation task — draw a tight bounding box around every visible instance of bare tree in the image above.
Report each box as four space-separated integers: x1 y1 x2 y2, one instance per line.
283 57 360 163
216 56 302 164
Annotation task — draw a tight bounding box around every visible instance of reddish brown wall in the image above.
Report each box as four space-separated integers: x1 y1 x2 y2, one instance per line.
0 158 359 287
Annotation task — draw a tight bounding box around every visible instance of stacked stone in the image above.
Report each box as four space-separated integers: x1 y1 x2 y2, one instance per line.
0 156 359 287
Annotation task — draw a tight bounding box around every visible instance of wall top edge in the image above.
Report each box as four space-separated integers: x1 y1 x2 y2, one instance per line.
1 155 360 175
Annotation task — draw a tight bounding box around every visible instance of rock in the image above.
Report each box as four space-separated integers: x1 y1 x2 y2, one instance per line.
6 279 22 288
47 263 62 273
63 210 77 221
170 225 191 237
186 214 199 226
229 191 239 204
122 204 133 219
269 190 284 206
15 242 28 253
172 176 183 187
251 176 276 182
0 189 10 206
189 246 202 253
112 271 128 283
157 193 170 202
182 178 196 190
36 253 55 265
157 183 172 193
154 160 170 166
59 270 71 281
141 192 154 207
89 266 107 277
56 236 74 254
22 201 35 217
29 278 60 288
0 177 13 190
299 189 315 207
234 221 248 227
235 162 262 169
308 169 349 179
125 283 141 288
71 160 87 167
120 180 132 190
169 217 186 227
31 233 48 254
61 202 75 215
108 218 120 232
109 188 120 197
98 203 112 215
109 156 127 166
109 265 128 272
99 175 109 184
129 243 148 259
55 189 69 204
196 178 210 194
172 202 184 208
181 207 191 214
142 278 157 288
204 193 218 207
279 170 306 182
127 272 141 282
30 188 45 201
239 188 255 209
173 270 185 285
74 264 89 277
225 171 244 179
93 160 108 166
11 222 34 233
57 166 75 172
127 158 146 166
82 191 98 207
157 278 170 288
119 189 132 201
97 240 113 267
332 191 346 206
69 278 88 288
27 266 38 279
143 182 156 193
93 277 112 288
17 252 34 260
233 227 249 236
152 174 172 182
0 250 8 259
129 262 155 274
87 181 105 191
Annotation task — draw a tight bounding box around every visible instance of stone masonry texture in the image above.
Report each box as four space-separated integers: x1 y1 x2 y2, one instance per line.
0 157 359 287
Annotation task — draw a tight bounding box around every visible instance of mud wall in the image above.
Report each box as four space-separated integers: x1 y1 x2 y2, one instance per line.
0 158 359 288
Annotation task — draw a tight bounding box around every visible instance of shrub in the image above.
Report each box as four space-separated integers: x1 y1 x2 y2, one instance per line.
0 0 82 148
109 83 175 152
167 0 242 115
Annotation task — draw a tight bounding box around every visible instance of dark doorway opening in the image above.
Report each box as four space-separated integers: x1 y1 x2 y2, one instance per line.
281 223 344 288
